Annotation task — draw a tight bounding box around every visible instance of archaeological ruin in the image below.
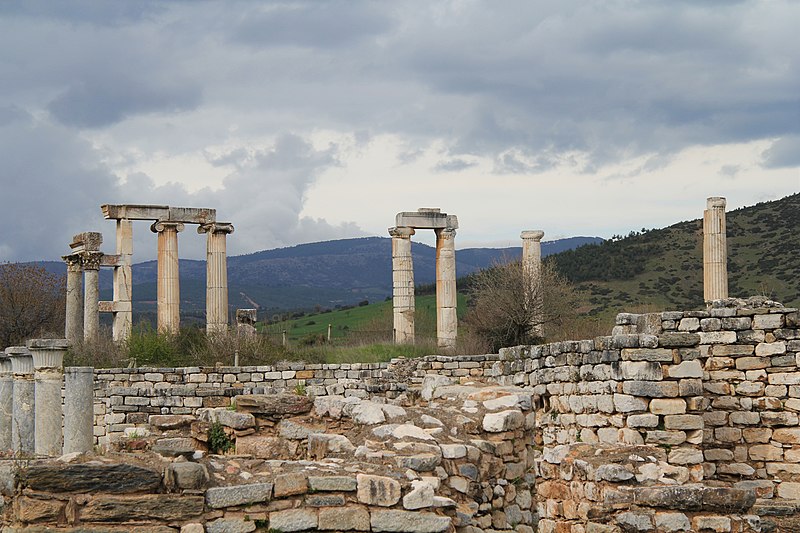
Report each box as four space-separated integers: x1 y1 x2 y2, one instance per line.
5 195 800 532
390 208 459 354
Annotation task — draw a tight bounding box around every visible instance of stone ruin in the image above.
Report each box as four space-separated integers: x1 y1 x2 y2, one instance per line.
64 205 235 342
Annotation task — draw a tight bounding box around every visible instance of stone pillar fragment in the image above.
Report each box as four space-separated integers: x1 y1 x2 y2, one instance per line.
63 254 84 344
236 309 257 338
435 228 457 354
28 339 68 457
199 223 235 334
0 354 12 452
389 227 416 344
152 221 184 334
8 346 34 455
113 218 133 341
703 197 728 302
82 252 103 342
64 366 94 455
521 230 545 337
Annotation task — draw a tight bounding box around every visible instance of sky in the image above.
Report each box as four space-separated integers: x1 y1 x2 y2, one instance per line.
0 0 798 262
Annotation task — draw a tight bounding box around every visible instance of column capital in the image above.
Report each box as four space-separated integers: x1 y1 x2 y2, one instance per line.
62 253 83 271
706 196 726 209
198 222 235 235
521 230 545 242
435 227 457 240
389 226 415 239
151 221 185 234
80 251 103 270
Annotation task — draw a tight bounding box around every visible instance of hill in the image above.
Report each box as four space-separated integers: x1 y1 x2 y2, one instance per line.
551 193 800 315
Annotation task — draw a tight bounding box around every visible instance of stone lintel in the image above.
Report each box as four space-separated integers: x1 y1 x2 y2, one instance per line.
99 301 132 313
395 209 458 230
102 204 216 224
69 232 103 253
100 254 121 267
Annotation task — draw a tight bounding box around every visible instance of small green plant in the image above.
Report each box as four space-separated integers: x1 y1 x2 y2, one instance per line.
208 421 233 454
294 382 307 396
227 400 237 411
253 519 268 528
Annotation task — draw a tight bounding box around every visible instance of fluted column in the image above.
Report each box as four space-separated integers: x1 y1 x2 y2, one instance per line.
703 197 728 302
199 222 235 334
389 227 416 344
152 221 184 334
64 366 94 454
113 218 133 341
435 228 457 354
521 230 545 337
28 339 67 457
63 254 84 344
0 354 12 452
82 251 102 342
8 346 34 455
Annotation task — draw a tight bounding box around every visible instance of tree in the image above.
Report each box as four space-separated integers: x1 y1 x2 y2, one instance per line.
464 259 579 352
0 263 66 349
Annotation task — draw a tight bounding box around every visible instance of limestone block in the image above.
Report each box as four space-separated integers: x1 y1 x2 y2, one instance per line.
356 474 401 506
21 463 161 494
236 435 295 459
350 401 387 425
392 424 436 440
698 331 737 344
756 341 786 356
729 411 760 425
274 472 308 497
81 494 204 521
667 360 703 378
206 519 256 533
627 414 659 428
721 317 752 330
754 313 783 329
165 462 208 491
596 464 634 482
236 393 312 415
440 443 467 459
622 381 679 398
616 512 654 531
206 482 273 508
649 399 686 415
370 510 451 532
768 372 800 385
613 393 649 412
645 431 686 445
308 433 356 457
482 409 524 432
712 345 754 356
269 508 319 532
691 516 730 532
149 414 194 429
658 333 700 347
621 348 674 361
421 374 453 401
668 447 704 465
308 475 357 492
678 318 700 332
655 512 691 532
318 506 371 531
210 408 255 430
761 411 799 426
403 479 436 509
612 361 663 381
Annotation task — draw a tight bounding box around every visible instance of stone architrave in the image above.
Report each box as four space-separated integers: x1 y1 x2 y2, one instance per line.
0 353 12 452
199 223 235 333
8 346 34 455
64 367 94 454
152 221 185 334
389 226 416 344
391 209 459 354
703 197 728 302
82 251 103 342
112 218 133 341
28 339 68 457
63 254 84 344
521 230 545 337
435 227 457 354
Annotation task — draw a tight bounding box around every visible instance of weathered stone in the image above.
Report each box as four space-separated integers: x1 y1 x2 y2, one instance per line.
236 393 312 415
205 483 273 508
702 487 756 512
698 331 737 344
350 401 387 425
392 424 435 441
308 475 357 492
654 512 691 532
692 516 731 532
396 453 441 472
623 381 679 398
754 313 783 329
356 474 401 506
596 464 634 482
152 437 197 457
208 408 255 430
149 414 194 429
370 510 451 532
658 333 700 347
306 493 346 506
668 447 704 465
165 462 208 490
277 418 326 439
667 360 703 378
308 433 355 458
274 472 308 497
616 511 654 531
206 518 257 533
318 506 371 531
16 496 64 523
421 374 453 401
483 409 524 432
403 479 436 509
664 414 703 430
614 394 649 412
440 443 467 459
621 348 674 361
649 399 686 415
777 482 800 500
236 435 295 459
612 361 663 381
756 341 786 356
81 494 204 521
22 463 161 494
269 508 318 532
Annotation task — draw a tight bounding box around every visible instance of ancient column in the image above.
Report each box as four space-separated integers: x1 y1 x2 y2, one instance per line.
113 218 133 341
28 339 68 457
63 366 94 454
152 221 184 334
521 230 545 337
82 251 103 342
703 197 728 302
0 354 12 452
63 254 84 344
390 226 416 344
8 346 34 455
435 227 457 354
199 222 235 334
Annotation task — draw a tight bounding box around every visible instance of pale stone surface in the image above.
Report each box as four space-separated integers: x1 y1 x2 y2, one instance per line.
152 221 184 333
482 409 524 432
435 227 457 354
199 222 234 334
112 218 133 341
205 483 273 508
667 360 703 378
655 512 691 532
370 510 451 532
421 375 453 401
356 474 401 506
703 196 728 301
318 506 370 531
63 254 83 344
390 226 416 344
63 367 94 454
273 472 308 497
0 355 12 451
9 347 35 455
403 479 435 509
521 229 545 337
82 252 102 342
308 476 357 492
649 399 686 415
269 508 318 532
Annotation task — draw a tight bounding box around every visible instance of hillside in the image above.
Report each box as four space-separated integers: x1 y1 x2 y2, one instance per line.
551 193 800 315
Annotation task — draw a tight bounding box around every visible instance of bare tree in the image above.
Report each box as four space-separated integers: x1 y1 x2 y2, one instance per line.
0 263 66 348
464 259 578 351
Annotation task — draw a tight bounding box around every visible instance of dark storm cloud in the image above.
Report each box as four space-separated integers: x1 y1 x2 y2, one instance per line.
762 136 800 169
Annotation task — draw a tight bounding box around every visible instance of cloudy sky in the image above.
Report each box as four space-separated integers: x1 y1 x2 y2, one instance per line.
1 1 798 262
